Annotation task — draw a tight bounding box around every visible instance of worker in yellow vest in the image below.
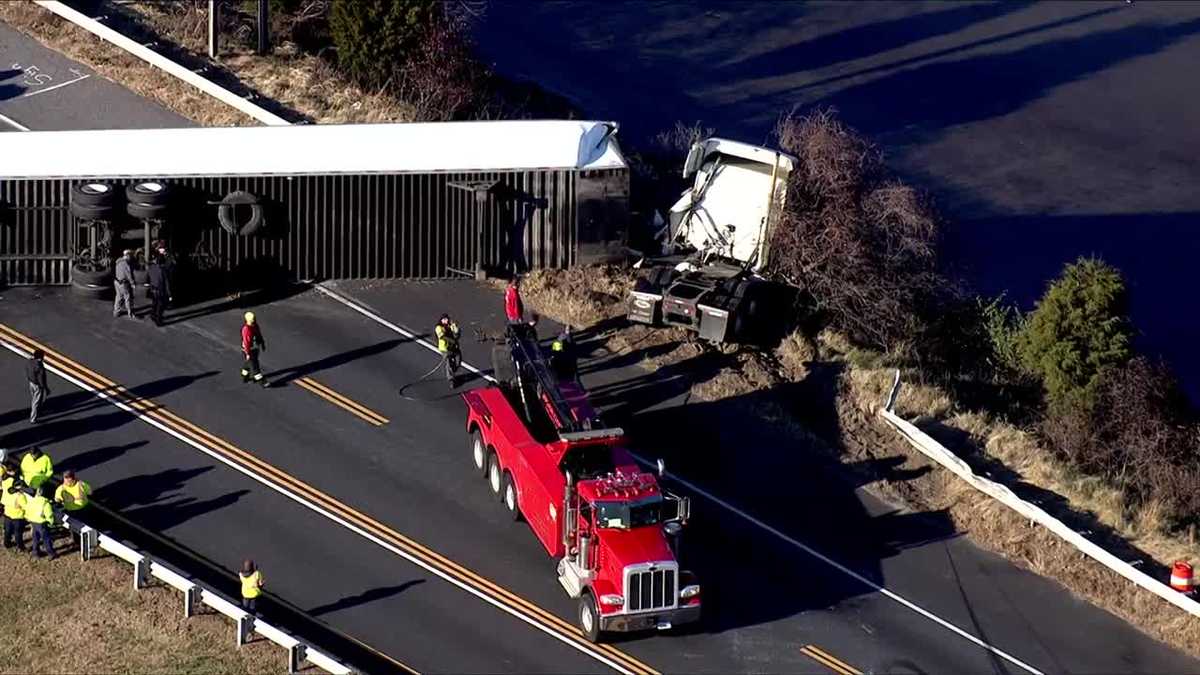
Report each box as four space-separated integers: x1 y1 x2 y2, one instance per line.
25 486 56 559
434 314 462 388
239 559 264 613
2 462 28 551
55 470 92 548
55 470 92 512
20 446 53 491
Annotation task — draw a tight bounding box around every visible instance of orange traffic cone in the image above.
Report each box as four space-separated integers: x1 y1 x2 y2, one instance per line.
1170 561 1194 594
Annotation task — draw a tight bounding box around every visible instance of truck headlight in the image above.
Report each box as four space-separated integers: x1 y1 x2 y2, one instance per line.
679 585 700 599
600 594 625 607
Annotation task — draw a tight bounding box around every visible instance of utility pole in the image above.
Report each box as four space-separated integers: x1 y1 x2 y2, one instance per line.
207 0 219 59
256 0 271 55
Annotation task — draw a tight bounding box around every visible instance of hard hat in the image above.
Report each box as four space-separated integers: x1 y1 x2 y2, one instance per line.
244 311 255 324
440 313 450 323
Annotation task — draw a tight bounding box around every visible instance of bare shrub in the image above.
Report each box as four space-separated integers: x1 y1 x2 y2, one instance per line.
392 10 485 121
1043 356 1200 530
768 109 946 351
652 120 715 156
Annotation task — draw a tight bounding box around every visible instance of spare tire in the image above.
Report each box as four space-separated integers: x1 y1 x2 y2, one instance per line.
71 202 118 222
71 182 118 208
218 190 265 236
125 181 173 207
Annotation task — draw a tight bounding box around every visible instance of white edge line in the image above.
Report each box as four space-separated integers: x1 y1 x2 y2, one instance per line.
0 111 31 131
18 74 91 98
0 338 632 675
312 282 1046 675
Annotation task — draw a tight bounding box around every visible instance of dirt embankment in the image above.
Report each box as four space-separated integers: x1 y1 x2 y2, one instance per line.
518 264 1200 660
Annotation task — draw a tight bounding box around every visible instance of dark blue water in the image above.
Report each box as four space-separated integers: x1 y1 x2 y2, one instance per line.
475 0 1200 397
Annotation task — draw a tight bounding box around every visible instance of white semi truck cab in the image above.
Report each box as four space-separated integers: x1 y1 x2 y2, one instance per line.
628 138 797 343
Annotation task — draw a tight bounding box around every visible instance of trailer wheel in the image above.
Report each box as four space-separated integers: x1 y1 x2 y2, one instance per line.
502 471 521 521
70 202 118 222
70 280 111 299
125 181 173 207
71 181 118 208
71 261 112 286
127 201 170 221
579 593 601 643
487 452 502 496
470 430 488 477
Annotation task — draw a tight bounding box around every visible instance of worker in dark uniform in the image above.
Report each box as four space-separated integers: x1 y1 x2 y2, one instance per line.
26 348 49 424
435 314 462 388
147 253 172 327
551 326 578 383
240 312 268 387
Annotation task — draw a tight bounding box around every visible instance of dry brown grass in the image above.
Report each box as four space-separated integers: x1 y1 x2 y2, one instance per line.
0 544 282 673
0 2 253 126
520 264 1200 659
0 1 416 127
117 2 416 124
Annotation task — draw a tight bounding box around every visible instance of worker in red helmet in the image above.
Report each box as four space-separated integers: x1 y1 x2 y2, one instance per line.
240 311 268 387
505 277 524 325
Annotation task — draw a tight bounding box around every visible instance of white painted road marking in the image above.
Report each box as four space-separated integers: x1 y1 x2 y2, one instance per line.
314 282 1046 675
18 73 91 98
0 111 31 131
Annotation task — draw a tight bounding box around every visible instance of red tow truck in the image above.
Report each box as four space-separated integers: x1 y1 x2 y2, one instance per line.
462 323 700 641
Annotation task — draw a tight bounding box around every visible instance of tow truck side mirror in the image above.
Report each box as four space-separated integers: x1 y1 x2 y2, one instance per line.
656 458 666 477
679 496 691 523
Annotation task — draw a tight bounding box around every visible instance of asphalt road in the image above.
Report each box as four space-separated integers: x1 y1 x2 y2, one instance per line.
0 281 1194 673
0 20 190 131
473 0 1200 399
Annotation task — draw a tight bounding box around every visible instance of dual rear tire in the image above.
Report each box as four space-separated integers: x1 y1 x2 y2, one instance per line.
471 429 521 522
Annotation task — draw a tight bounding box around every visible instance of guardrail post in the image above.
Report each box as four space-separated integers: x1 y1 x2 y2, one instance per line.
287 644 306 674
183 584 199 618
237 614 253 647
133 555 151 590
79 526 97 561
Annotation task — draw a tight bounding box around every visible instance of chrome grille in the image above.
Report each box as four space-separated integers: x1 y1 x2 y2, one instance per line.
626 564 677 612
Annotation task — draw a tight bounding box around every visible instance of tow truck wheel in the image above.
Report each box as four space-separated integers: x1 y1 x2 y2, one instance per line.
502 471 521 521
579 593 601 643
487 452 502 496
470 430 487 476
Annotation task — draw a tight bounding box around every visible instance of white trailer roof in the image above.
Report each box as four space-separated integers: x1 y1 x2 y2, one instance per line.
0 120 627 179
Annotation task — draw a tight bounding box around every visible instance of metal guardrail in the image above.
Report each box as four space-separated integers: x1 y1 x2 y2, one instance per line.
33 0 290 126
62 512 353 674
878 370 1200 619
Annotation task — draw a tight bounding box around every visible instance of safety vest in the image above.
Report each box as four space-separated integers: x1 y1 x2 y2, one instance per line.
56 481 92 511
21 453 52 489
435 323 459 353
24 495 52 525
240 570 263 599
1 480 25 519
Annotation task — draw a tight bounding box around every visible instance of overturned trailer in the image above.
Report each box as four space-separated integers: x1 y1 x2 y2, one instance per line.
0 120 629 288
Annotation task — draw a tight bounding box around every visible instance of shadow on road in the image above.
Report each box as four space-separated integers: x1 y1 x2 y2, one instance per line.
266 338 408 386
307 580 427 617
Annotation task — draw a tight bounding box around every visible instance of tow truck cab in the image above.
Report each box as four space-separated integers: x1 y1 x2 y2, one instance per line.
556 447 699 639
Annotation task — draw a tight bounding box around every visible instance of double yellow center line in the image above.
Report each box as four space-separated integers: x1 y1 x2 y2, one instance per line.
294 376 388 426
0 323 657 675
800 644 862 675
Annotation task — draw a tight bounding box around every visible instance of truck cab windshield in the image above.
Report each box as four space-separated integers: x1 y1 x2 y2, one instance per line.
593 497 664 530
